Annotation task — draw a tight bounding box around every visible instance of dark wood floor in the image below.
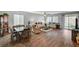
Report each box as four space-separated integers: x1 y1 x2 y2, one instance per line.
1 29 75 47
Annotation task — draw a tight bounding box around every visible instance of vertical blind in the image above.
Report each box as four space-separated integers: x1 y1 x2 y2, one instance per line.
46 17 52 23
14 14 24 25
13 14 24 31
53 16 58 23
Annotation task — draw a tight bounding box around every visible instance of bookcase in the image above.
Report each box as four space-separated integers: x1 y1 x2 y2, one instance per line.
3 13 9 35
0 15 3 37
0 13 9 37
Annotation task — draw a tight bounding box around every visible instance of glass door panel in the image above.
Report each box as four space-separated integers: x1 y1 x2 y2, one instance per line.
68 16 76 29
64 16 69 29
64 15 77 29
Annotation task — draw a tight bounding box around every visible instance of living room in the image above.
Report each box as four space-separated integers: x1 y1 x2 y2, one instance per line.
0 11 79 47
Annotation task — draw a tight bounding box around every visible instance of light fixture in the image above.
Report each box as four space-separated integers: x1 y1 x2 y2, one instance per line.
43 12 47 23
44 12 47 17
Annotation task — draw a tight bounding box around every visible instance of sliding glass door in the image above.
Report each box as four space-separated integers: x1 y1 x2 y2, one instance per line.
68 16 76 29
64 14 77 29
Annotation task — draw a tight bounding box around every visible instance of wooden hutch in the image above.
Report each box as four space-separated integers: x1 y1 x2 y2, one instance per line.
0 15 4 37
0 13 9 37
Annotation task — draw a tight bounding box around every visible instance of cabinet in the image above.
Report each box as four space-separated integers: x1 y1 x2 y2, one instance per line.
0 13 9 37
72 29 79 44
0 15 4 37
3 13 9 35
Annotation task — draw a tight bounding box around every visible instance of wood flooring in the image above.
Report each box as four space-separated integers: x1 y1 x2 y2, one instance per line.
0 29 75 47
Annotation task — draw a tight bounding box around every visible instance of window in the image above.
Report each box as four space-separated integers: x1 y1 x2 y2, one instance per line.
46 17 52 24
52 16 58 23
13 14 24 31
14 14 24 25
64 16 69 28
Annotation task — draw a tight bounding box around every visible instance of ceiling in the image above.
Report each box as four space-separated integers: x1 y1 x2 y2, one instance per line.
27 11 74 15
